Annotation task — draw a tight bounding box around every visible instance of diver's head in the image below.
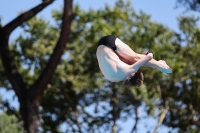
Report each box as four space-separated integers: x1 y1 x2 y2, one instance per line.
124 70 144 88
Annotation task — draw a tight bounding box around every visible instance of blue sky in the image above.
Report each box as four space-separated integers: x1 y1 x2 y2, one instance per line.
0 0 198 133
0 0 196 30
0 0 198 38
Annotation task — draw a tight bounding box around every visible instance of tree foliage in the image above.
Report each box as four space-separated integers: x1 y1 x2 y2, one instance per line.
162 15 200 132
0 113 24 133
0 96 24 133
176 0 200 12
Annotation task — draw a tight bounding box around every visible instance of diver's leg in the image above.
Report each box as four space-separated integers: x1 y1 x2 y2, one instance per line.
115 38 141 64
115 38 159 69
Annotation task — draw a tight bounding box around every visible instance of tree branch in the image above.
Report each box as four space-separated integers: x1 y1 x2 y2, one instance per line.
0 36 25 100
189 103 200 127
4 0 54 35
32 0 74 99
152 101 169 133
130 106 139 133
74 109 82 133
152 86 169 133
112 122 117 133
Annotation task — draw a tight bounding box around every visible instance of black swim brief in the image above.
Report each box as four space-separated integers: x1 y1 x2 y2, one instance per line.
98 35 117 51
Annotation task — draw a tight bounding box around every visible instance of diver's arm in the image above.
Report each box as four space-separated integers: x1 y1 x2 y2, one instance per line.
121 53 153 78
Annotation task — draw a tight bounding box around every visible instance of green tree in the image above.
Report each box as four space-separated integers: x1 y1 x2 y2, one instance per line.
1 0 200 133
4 0 174 132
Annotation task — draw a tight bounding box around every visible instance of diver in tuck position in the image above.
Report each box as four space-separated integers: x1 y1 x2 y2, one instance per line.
96 35 172 87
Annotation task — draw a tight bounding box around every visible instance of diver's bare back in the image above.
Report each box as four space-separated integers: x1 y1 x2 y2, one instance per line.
96 45 130 82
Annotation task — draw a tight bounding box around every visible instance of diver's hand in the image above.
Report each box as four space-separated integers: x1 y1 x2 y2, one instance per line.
142 51 153 58
157 60 172 75
147 53 153 58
